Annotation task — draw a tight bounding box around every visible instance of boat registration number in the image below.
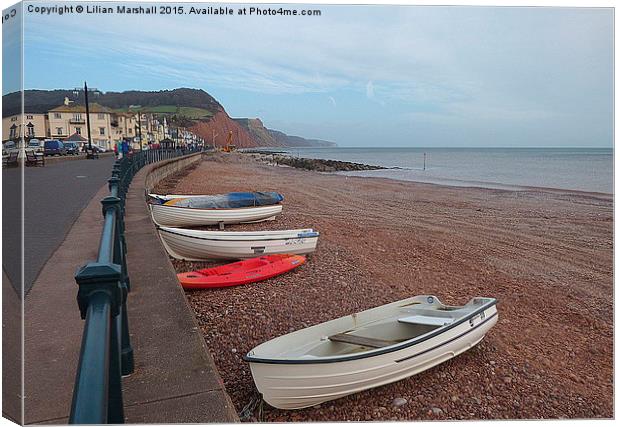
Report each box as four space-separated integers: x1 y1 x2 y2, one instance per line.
285 238 306 246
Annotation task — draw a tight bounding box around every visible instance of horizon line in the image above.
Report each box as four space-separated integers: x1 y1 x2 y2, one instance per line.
282 146 613 149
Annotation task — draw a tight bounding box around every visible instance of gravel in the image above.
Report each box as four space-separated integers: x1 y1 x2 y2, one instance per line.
392 398 408 407
154 153 613 421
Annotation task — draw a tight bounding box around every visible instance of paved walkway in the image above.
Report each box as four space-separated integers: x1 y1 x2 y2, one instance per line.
2 271 22 424
121 159 237 423
22 156 237 424
2 154 115 294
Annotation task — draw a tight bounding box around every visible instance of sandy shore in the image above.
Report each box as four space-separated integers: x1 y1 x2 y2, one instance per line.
154 153 613 421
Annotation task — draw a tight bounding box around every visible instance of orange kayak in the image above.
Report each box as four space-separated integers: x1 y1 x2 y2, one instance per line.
177 254 306 289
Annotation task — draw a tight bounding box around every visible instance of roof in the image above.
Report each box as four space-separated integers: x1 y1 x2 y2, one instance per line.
65 132 88 142
114 111 137 118
49 103 113 113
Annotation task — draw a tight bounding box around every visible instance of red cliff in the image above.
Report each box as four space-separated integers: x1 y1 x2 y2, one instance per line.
190 111 257 148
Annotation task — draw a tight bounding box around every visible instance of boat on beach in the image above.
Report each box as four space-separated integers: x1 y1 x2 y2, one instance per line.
149 203 283 227
244 295 498 409
177 254 306 289
158 226 320 260
148 191 283 208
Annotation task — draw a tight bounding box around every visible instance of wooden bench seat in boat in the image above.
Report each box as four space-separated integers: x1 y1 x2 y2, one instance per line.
328 333 398 349
398 315 454 326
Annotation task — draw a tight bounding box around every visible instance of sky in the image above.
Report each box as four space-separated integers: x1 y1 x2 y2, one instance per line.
5 2 615 147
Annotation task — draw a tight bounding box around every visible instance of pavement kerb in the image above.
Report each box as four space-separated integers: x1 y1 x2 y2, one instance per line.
122 153 239 423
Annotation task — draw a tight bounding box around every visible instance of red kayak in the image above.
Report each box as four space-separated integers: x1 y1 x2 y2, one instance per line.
177 254 306 289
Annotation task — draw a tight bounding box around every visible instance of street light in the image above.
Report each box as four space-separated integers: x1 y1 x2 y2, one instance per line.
212 129 218 148
73 82 100 159
137 112 143 151
129 105 145 151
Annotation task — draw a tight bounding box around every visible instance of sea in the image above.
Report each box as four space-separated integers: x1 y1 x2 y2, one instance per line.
272 147 613 194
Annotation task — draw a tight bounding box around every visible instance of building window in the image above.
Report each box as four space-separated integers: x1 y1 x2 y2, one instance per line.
98 113 105 120
54 113 62 119
128 129 133 134
9 125 17 139
76 127 82 135
26 123 35 137
99 127 105 135
26 115 33 119
73 113 82 120
56 127 63 135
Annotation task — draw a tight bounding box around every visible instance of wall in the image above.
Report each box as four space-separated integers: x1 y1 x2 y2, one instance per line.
2 114 48 142
47 111 113 147
144 152 202 193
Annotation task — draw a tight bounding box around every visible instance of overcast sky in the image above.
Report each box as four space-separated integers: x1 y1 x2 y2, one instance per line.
9 3 614 147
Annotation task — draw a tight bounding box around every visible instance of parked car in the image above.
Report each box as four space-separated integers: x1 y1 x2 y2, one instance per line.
2 141 17 155
64 142 80 155
27 139 44 153
43 140 67 156
82 144 108 153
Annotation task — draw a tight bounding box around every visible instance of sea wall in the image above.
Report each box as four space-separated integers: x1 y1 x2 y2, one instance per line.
144 152 203 192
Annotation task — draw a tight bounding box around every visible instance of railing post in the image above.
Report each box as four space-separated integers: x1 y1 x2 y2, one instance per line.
102 196 134 377
108 176 121 204
72 261 123 424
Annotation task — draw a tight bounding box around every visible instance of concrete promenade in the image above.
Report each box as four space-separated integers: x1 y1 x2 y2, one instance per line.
21 155 237 423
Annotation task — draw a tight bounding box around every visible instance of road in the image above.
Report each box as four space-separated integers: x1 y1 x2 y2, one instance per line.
2 154 115 293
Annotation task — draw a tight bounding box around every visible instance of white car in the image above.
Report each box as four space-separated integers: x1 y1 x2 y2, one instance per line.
26 139 44 153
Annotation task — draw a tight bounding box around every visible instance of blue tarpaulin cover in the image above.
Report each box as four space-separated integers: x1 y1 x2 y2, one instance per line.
164 192 284 209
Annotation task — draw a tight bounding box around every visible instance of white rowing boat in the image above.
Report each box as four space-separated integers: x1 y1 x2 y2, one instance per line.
148 191 283 207
148 193 201 202
150 203 283 227
157 226 320 260
244 295 498 409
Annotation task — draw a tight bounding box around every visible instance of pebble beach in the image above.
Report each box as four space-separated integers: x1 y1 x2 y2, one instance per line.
154 152 613 421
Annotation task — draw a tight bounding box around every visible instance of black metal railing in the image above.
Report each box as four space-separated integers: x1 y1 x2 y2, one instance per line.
69 147 200 424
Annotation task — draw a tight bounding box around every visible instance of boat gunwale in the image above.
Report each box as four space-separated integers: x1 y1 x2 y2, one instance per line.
243 299 497 365
158 227 320 242
150 202 283 212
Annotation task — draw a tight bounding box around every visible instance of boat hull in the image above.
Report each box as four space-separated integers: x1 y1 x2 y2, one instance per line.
248 304 497 409
150 203 283 227
177 254 306 289
158 227 319 260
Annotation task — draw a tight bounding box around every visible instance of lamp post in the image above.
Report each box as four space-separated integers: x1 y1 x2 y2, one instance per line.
137 113 143 151
212 129 218 148
84 82 93 153
74 82 100 159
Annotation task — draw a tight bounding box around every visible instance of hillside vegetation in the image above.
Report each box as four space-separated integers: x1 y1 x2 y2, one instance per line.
118 105 214 119
3 88 335 148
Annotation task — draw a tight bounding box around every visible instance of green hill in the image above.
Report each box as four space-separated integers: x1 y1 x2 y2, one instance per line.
3 88 221 118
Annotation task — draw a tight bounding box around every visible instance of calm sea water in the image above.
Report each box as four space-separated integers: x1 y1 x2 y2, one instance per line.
276 147 613 194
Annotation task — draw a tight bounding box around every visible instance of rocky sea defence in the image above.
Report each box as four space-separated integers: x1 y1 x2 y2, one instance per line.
248 153 388 172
